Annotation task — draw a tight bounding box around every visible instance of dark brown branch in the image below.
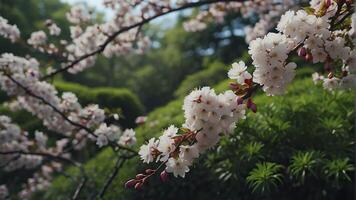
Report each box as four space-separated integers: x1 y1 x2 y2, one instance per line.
0 149 89 198
0 150 81 167
330 2 343 27
0 154 20 168
331 8 354 31
41 0 245 80
72 177 87 200
97 157 126 199
242 84 259 100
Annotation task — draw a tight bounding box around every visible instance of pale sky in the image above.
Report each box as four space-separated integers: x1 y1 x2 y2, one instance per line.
61 0 114 18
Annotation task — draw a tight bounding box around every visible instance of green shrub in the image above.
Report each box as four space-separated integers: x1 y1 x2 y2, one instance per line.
174 61 228 98
41 77 355 200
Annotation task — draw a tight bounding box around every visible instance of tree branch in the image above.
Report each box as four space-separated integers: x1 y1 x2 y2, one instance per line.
41 0 245 80
0 150 81 168
4 73 138 155
97 157 126 199
72 177 87 200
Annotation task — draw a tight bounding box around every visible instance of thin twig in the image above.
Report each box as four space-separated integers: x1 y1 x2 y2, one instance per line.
331 8 354 31
0 150 81 167
0 154 20 168
97 158 126 199
72 177 87 200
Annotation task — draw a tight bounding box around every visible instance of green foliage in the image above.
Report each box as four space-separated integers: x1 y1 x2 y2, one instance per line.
242 142 264 161
174 60 228 98
289 151 323 183
324 158 354 185
246 162 283 194
42 77 355 200
208 79 354 199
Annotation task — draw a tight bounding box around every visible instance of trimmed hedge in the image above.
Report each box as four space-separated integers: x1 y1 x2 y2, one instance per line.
41 75 355 200
174 61 228 98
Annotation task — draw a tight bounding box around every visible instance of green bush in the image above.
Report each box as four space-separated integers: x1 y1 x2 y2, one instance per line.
54 81 144 128
174 61 228 98
42 77 354 200
173 52 250 98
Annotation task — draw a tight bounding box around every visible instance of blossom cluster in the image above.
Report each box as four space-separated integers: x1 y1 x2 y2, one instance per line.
61 3 152 73
0 115 43 171
27 31 47 47
0 53 138 151
238 1 356 95
248 33 297 95
46 20 61 36
0 16 20 42
0 115 66 199
0 185 8 200
0 113 136 198
134 87 246 181
18 162 62 199
183 0 297 43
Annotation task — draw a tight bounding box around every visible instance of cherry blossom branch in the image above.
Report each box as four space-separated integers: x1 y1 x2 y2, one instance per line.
16 39 68 63
126 129 201 189
0 148 89 198
41 0 245 80
3 73 138 155
0 150 81 168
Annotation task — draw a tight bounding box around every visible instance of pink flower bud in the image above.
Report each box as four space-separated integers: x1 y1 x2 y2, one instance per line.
328 72 334 79
247 99 257 113
136 174 146 179
145 169 155 174
134 182 143 190
236 97 244 105
160 170 169 182
298 47 307 57
250 103 257 113
244 78 253 86
305 53 313 62
125 179 137 188
325 0 332 7
229 83 239 90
